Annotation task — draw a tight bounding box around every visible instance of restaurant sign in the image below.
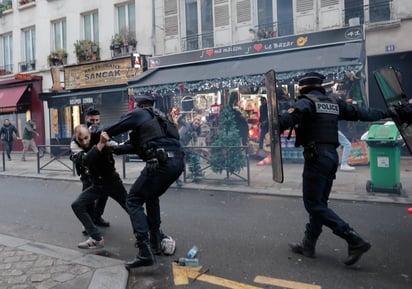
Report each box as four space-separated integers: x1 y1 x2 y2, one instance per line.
64 57 140 89
149 25 364 69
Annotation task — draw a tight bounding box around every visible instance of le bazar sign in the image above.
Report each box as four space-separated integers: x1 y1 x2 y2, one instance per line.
64 57 140 90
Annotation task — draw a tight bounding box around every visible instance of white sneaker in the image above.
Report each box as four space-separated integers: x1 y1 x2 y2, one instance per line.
78 237 104 249
340 164 355 171
161 235 176 256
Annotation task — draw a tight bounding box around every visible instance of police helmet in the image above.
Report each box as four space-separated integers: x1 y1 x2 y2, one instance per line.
298 72 325 87
134 92 155 105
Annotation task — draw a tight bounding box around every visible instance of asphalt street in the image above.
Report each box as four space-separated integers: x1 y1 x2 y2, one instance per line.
0 177 411 289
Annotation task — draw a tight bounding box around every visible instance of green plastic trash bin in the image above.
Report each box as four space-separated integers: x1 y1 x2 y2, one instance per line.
365 123 402 194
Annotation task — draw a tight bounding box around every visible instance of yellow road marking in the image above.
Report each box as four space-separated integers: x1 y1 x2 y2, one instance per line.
254 275 322 289
173 263 322 289
172 262 262 288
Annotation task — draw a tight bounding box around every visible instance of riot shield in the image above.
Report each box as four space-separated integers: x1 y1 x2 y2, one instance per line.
265 69 284 183
373 65 412 154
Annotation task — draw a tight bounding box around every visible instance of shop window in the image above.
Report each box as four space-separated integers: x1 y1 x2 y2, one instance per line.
50 106 79 140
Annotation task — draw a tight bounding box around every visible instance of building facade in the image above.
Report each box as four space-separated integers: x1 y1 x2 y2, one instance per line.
0 0 144 147
0 0 411 153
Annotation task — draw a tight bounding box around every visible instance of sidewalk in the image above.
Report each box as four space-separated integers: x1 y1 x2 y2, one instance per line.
0 152 411 289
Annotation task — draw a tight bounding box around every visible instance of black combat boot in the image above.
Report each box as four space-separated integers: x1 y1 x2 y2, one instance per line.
289 235 317 258
125 234 155 270
337 229 371 266
149 230 162 255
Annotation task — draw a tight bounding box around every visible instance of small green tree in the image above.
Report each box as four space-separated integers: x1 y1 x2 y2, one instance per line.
209 104 247 175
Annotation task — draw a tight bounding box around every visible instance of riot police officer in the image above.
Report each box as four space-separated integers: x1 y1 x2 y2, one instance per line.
104 93 184 269
279 72 389 266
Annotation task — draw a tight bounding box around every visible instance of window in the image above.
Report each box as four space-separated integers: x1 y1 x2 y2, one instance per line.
22 26 36 71
184 0 213 51
277 0 293 36
345 0 364 25
369 0 390 23
83 11 99 42
1 33 13 73
258 0 273 29
117 2 135 34
52 19 67 50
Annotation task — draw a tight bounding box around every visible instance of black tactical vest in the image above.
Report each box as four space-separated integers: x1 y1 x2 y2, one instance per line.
130 108 179 158
295 94 340 147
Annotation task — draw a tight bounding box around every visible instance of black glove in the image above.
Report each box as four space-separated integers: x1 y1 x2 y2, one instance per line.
146 158 159 176
388 104 412 124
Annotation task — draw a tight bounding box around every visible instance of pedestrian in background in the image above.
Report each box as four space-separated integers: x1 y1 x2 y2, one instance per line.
104 93 184 269
338 130 355 171
258 96 268 151
21 120 39 161
0 119 20 161
278 72 389 266
177 114 202 184
229 91 249 146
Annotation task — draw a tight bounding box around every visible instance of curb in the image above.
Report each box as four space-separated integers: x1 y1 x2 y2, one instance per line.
0 233 128 289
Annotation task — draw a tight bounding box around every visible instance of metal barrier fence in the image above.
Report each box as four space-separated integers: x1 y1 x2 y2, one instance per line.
121 145 250 186
1 151 5 172
36 145 75 175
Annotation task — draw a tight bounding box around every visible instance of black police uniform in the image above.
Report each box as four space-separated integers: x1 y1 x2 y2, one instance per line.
70 136 128 244
104 96 184 269
279 72 387 266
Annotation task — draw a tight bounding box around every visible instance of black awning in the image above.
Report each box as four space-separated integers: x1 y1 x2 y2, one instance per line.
129 42 364 88
40 86 128 108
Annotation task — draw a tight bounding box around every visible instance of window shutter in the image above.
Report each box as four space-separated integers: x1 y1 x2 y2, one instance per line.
214 0 230 27
319 0 342 29
164 0 178 36
295 0 316 33
236 0 251 24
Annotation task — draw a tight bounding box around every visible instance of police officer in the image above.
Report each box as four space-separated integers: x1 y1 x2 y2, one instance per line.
279 72 389 266
104 93 184 269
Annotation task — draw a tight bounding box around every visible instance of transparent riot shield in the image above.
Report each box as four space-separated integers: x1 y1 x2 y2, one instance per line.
265 69 284 183
373 65 412 154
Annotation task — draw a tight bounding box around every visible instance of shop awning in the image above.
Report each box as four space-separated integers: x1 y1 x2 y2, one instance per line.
40 86 128 109
0 85 28 113
129 42 364 88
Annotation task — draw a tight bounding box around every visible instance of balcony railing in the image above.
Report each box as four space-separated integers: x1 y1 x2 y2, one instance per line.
0 64 13 76
344 1 393 26
18 60 36 72
181 32 214 52
19 0 35 7
249 21 295 40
